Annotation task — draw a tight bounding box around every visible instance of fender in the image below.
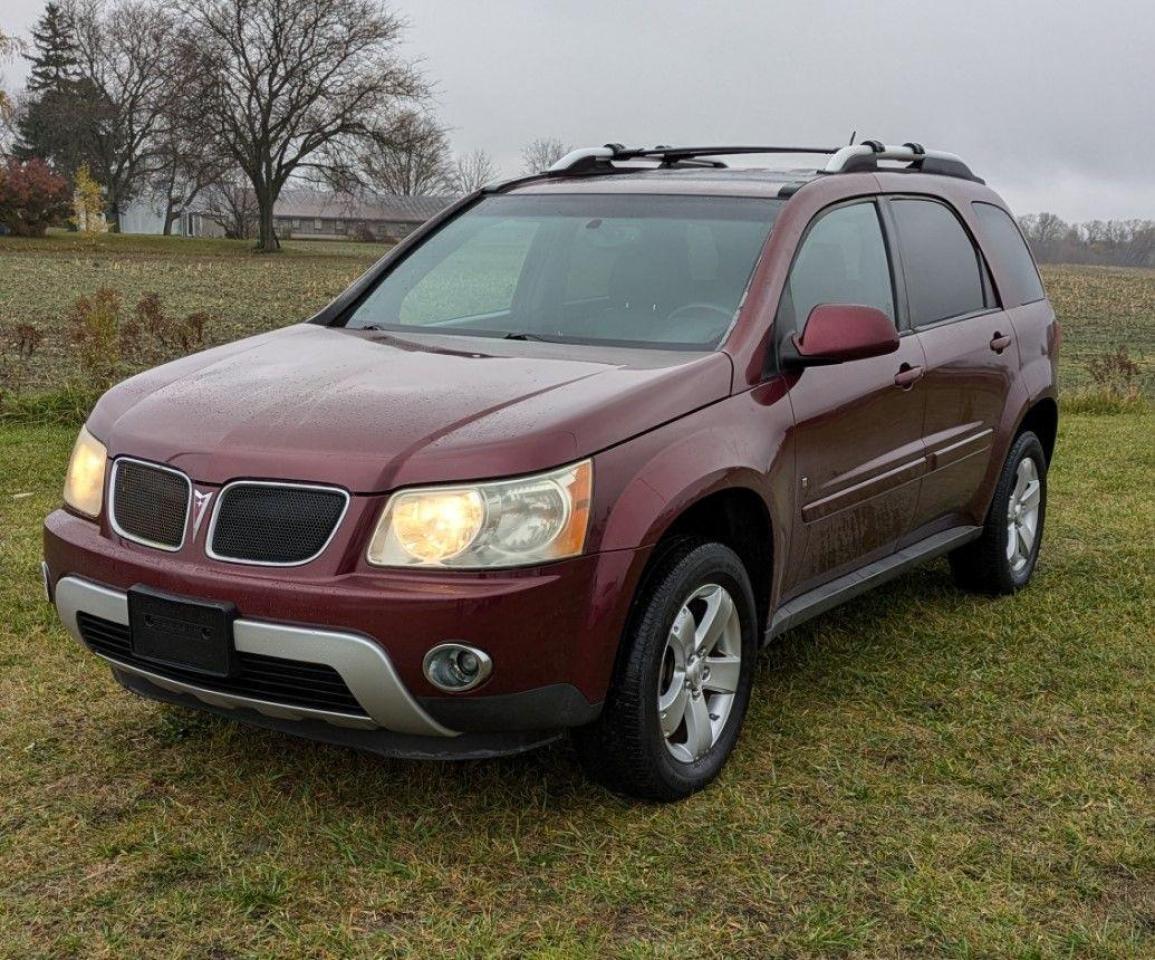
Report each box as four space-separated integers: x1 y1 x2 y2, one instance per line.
586 385 796 657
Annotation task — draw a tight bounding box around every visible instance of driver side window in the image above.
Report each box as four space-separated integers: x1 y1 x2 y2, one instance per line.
779 202 896 336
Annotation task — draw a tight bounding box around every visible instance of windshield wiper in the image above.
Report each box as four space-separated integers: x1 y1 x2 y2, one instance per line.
503 332 560 342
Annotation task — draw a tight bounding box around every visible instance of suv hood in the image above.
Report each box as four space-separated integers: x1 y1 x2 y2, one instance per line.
89 324 733 492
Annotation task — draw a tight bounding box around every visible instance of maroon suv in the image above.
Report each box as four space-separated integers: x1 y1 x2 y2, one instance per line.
44 141 1058 800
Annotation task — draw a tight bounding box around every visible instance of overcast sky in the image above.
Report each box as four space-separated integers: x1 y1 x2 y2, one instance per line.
3 0 1153 220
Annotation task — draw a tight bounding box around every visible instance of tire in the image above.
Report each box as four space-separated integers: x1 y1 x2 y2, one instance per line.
949 430 1047 595
573 539 758 801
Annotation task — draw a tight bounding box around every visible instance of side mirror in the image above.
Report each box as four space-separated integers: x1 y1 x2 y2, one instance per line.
789 304 900 365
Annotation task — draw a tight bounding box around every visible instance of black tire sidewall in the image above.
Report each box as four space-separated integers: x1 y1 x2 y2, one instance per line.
631 542 758 796
993 431 1048 591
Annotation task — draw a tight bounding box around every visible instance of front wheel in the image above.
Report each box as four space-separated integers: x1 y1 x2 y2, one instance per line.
950 430 1048 595
574 539 757 801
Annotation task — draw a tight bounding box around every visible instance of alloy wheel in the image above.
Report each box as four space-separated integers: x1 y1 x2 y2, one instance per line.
1006 456 1042 573
656 583 743 763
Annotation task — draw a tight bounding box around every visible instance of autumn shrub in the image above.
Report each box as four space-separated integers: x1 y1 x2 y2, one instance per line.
1064 346 1148 414
69 287 123 386
66 287 213 388
121 292 210 364
0 157 71 237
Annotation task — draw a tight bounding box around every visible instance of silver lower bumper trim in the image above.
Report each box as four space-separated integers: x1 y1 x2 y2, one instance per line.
53 576 456 738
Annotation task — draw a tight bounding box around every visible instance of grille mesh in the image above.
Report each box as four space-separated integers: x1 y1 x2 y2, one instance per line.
112 460 190 549
78 612 367 716
210 484 347 564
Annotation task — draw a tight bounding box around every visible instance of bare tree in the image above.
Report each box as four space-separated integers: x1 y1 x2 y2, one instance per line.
451 148 498 194
151 122 230 235
178 0 427 252
521 137 569 174
201 173 257 239
360 109 450 196
149 41 230 235
69 0 175 230
1018 212 1155 268
1018 212 1070 262
0 30 22 151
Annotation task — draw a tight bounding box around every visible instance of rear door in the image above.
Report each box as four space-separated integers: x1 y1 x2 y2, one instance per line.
885 196 1018 536
780 199 929 596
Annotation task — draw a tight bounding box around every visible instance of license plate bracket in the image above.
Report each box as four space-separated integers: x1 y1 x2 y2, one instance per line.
128 586 237 678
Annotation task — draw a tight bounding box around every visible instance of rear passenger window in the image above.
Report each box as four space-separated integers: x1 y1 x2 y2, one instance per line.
891 199 988 326
779 202 895 334
973 202 1045 305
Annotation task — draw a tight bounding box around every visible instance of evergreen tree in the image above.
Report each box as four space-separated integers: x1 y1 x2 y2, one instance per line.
23 3 81 93
14 3 96 178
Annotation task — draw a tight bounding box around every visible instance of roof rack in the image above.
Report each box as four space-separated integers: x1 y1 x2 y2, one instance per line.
541 141 982 184
823 140 982 182
548 144 841 173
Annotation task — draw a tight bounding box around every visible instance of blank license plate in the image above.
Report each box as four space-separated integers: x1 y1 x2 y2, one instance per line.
128 586 237 678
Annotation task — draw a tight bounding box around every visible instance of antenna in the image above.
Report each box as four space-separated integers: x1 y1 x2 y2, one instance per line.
848 130 857 145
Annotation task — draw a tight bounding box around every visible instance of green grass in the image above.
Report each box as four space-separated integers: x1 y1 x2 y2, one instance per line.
1 413 1152 957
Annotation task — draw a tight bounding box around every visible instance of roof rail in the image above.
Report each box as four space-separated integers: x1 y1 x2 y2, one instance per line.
549 143 841 173
533 140 982 184
824 141 983 182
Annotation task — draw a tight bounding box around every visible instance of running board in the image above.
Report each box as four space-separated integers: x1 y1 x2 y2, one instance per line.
766 526 982 641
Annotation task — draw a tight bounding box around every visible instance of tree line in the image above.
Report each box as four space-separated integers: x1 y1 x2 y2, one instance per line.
1018 213 1155 269
0 3 573 251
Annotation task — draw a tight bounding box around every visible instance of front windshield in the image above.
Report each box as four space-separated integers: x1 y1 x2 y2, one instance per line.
342 193 781 349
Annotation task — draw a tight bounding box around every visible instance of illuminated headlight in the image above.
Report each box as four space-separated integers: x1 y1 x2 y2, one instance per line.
367 460 592 568
63 426 108 518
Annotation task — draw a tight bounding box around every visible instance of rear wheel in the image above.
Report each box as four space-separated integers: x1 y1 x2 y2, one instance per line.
950 430 1047 595
574 539 757 801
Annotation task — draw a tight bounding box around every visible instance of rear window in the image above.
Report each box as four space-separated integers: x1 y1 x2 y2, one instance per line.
890 198 989 326
972 202 1046 306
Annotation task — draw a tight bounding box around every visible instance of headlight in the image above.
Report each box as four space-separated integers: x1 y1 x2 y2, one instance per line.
367 460 592 568
63 426 108 518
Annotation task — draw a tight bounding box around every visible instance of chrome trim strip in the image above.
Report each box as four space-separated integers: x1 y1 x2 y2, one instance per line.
205 480 351 567
53 576 456 737
108 456 192 553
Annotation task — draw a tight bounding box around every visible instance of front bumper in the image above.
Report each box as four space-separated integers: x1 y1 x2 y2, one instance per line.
44 509 647 753
54 575 452 735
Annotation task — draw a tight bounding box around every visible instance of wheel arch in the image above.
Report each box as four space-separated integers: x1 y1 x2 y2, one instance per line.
631 483 776 640
1016 395 1058 465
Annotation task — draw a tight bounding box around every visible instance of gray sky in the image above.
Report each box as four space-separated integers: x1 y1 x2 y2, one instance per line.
4 0 1153 220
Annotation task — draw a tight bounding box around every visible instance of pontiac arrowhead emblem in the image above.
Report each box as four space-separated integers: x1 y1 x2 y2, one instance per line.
191 489 215 537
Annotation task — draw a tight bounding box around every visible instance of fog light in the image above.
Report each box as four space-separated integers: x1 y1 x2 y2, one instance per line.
423 643 492 693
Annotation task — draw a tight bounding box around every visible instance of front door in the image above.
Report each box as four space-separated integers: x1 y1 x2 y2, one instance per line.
779 200 929 597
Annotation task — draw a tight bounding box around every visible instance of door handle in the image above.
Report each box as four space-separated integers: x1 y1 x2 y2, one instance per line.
990 331 1013 353
894 363 924 389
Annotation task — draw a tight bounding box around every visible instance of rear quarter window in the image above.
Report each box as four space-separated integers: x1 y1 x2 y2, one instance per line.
972 202 1046 306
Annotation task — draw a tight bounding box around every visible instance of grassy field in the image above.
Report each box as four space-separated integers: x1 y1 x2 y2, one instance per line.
1 233 1153 396
1 413 1152 957
0 232 389 391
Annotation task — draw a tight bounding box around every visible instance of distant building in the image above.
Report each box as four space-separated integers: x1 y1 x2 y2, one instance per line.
273 190 454 241
119 189 454 241
118 198 226 238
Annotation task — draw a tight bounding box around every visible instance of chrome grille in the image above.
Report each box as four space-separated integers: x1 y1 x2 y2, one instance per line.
110 458 191 551
208 482 349 565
